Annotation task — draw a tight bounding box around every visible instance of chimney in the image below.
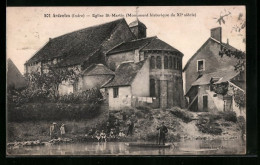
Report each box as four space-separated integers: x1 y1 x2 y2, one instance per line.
227 38 229 45
210 27 222 42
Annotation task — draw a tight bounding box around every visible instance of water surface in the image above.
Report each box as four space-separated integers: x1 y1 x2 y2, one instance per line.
7 139 245 156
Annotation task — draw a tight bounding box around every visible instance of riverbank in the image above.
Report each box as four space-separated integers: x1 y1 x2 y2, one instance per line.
7 107 245 143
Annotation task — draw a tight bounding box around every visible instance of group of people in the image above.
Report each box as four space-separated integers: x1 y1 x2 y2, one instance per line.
87 119 135 142
50 122 66 139
49 120 169 145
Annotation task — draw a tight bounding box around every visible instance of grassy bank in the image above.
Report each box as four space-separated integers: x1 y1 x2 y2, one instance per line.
7 106 244 143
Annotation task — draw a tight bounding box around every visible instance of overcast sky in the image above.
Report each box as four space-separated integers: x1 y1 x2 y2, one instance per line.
7 6 245 74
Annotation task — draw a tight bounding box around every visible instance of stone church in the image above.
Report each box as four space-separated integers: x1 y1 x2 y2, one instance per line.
24 18 185 110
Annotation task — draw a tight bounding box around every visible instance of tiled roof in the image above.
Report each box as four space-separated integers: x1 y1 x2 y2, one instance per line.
192 68 239 86
141 38 182 54
25 19 126 66
103 60 145 87
82 64 114 76
107 37 156 55
107 37 182 55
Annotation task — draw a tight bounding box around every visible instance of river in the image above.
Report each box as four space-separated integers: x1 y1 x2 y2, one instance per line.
7 139 245 155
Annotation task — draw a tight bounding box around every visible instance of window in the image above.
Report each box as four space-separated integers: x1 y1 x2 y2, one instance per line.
169 56 173 69
113 87 119 98
150 79 156 97
156 56 161 69
197 59 205 71
164 56 168 69
150 56 155 69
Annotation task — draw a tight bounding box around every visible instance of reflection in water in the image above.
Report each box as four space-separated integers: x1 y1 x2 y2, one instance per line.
7 139 245 155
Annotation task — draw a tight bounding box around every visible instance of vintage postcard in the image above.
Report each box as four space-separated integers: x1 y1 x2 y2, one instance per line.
6 6 246 156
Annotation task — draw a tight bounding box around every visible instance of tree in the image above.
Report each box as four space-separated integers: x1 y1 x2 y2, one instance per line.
26 65 80 100
214 9 246 72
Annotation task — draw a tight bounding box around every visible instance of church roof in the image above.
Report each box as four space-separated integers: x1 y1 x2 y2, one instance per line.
25 19 128 66
129 19 147 29
107 36 156 55
107 37 182 55
82 64 114 76
103 60 145 87
141 38 183 54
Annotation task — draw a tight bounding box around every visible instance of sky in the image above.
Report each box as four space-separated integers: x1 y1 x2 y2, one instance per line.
6 6 245 74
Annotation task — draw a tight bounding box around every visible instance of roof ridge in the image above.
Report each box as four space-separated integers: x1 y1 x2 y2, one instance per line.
127 36 157 42
52 18 125 40
139 37 157 52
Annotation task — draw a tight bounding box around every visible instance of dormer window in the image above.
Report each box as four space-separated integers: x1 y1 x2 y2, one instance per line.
197 59 205 72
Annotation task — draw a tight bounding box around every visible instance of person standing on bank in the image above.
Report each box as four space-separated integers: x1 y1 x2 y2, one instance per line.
157 122 168 145
50 122 58 139
127 119 134 136
60 123 65 138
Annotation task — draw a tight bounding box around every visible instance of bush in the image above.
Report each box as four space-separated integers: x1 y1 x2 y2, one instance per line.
196 114 223 135
196 121 222 135
237 116 246 134
136 106 151 112
219 111 237 122
9 88 103 105
170 108 193 123
8 102 101 122
135 111 145 118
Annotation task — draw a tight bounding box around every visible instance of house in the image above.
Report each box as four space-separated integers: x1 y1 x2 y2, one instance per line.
186 69 245 115
183 27 239 94
24 18 185 110
7 59 27 90
103 60 150 110
183 27 245 115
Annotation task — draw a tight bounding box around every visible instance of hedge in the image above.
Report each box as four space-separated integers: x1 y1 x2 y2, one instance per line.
8 102 101 122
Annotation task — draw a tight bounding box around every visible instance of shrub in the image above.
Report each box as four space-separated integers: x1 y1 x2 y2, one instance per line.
219 111 237 122
9 87 103 105
234 89 245 108
196 115 222 135
135 111 145 118
8 103 101 122
170 108 193 123
196 121 222 135
136 106 151 112
237 116 246 134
